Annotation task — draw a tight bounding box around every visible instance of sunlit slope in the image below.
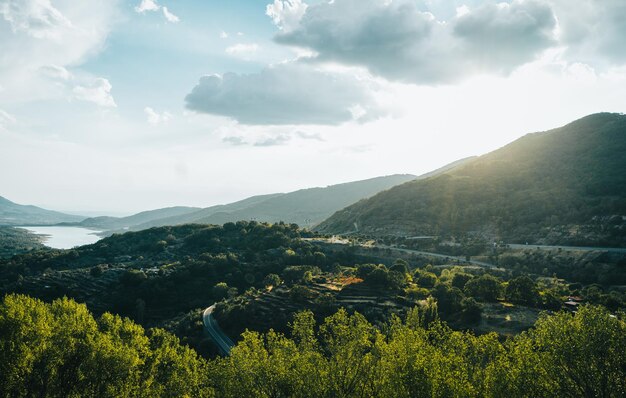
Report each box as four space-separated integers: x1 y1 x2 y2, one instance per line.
317 113 626 245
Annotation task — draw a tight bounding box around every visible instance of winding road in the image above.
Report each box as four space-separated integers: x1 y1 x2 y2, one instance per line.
202 304 235 356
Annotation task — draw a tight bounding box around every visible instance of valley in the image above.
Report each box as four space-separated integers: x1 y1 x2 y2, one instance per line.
1 114 625 396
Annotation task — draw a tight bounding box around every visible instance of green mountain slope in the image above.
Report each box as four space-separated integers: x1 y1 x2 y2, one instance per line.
79 206 201 230
129 193 283 230
113 174 420 232
194 174 419 227
317 113 626 246
0 196 85 226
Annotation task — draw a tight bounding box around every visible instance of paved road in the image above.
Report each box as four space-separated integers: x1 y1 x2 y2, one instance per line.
507 244 626 253
311 238 501 269
202 304 234 356
374 244 501 269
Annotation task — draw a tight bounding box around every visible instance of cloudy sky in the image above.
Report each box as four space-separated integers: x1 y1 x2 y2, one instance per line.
1 0 625 215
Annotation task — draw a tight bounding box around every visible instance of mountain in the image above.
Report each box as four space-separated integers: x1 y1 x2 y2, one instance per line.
103 174 421 234
78 206 201 230
128 193 284 230
0 196 86 226
317 113 626 246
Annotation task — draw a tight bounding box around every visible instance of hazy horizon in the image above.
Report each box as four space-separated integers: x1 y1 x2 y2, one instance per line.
2 0 625 214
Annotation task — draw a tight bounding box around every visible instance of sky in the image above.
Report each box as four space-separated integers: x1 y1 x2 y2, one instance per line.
0 0 625 215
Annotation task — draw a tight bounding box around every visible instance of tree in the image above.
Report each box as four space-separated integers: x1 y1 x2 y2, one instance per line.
490 306 626 397
0 294 213 397
460 297 481 324
390 259 409 274
451 272 473 289
212 282 229 300
464 274 502 302
414 269 437 288
506 275 539 305
263 273 282 288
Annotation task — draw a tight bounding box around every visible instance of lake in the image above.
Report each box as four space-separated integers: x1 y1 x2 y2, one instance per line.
19 226 102 249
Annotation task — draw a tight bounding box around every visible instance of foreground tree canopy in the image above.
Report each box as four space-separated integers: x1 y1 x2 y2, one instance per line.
1 294 625 397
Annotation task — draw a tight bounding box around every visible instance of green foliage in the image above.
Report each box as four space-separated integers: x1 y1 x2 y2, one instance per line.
464 274 503 302
2 294 625 397
490 306 626 397
262 273 282 288
451 272 473 289
213 282 230 300
213 304 625 397
505 276 540 305
414 269 438 288
0 294 213 397
0 227 46 258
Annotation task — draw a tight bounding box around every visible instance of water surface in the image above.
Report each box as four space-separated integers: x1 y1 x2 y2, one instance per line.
19 226 102 249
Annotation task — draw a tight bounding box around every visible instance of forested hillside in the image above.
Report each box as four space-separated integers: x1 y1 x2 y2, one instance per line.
318 113 626 246
0 227 45 258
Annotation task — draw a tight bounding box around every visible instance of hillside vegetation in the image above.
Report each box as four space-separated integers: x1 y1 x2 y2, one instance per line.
317 113 626 246
1 294 624 397
0 227 45 258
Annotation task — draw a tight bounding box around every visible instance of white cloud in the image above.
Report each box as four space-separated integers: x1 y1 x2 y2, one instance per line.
295 131 323 141
0 109 16 130
222 136 247 146
225 43 259 58
36 65 117 108
0 0 117 104
134 0 159 13
162 6 179 23
253 134 291 147
0 0 72 39
266 0 308 32
269 0 626 84
185 63 386 125
144 107 172 125
550 0 626 66
274 0 557 84
73 78 116 107
222 133 293 147
134 0 179 23
220 30 228 39
39 64 72 81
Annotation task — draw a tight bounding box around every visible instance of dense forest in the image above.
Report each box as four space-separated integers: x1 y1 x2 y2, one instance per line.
1 294 624 397
317 113 626 246
2 221 624 359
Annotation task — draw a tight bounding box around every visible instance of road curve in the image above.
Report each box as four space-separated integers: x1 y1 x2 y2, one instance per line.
202 304 235 356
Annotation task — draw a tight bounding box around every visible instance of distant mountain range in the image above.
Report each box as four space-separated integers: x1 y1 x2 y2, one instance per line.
1 158 477 233
0 196 85 226
100 174 421 233
77 206 202 230
317 113 626 246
